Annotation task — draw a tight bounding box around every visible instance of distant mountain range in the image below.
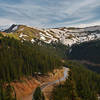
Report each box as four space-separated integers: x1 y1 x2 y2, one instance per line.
0 24 100 46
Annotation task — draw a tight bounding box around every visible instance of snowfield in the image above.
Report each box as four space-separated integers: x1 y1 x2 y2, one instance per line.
1 25 100 46
38 26 100 46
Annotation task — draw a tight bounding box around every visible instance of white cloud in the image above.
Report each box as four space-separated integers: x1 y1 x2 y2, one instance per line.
0 18 16 26
75 21 100 28
0 0 100 28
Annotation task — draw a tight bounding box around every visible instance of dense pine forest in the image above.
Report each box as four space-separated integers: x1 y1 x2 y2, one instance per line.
0 34 63 100
0 33 100 100
68 40 100 64
0 83 16 100
52 61 100 100
33 87 45 100
0 35 62 82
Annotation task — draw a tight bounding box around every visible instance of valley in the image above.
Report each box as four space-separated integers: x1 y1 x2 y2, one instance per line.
0 0 100 100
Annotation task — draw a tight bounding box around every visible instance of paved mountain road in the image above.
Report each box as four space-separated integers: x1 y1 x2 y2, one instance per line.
22 67 69 100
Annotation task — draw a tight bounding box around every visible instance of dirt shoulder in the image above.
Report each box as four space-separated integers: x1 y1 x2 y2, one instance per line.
11 78 40 100
42 67 69 100
11 67 67 100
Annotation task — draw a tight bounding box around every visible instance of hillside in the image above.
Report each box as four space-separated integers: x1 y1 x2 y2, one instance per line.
68 40 100 64
67 40 100 74
0 35 63 100
1 24 100 46
0 24 100 100
52 61 100 100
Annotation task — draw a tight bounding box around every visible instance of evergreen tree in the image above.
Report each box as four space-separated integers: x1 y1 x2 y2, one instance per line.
33 87 45 100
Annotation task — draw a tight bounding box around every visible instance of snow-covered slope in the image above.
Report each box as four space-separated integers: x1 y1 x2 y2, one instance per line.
1 24 100 46
39 26 100 45
84 26 100 31
0 25 11 31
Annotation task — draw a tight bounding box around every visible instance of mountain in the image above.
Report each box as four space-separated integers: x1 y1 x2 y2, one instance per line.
67 39 100 74
0 25 11 31
1 24 100 100
0 24 100 46
68 40 100 64
84 25 100 31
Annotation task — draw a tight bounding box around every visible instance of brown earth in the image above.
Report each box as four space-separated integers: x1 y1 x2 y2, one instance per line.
11 67 65 100
42 84 55 100
42 67 68 100
11 78 40 100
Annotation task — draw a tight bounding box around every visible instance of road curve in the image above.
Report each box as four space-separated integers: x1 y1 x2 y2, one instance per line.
41 67 69 90
22 67 69 100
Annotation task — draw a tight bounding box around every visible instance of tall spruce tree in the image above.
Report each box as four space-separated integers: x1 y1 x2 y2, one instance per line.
33 87 45 100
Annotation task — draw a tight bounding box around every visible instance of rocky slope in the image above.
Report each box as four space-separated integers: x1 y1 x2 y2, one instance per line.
1 24 100 46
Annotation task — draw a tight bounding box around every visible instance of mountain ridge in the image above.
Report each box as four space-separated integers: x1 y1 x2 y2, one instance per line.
0 24 100 46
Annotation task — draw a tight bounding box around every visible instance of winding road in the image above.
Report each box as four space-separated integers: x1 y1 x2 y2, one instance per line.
41 67 69 90
22 67 69 100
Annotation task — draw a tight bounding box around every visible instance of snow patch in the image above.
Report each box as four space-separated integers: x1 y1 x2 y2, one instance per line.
19 33 28 38
0 25 10 31
96 34 100 38
31 39 35 43
39 32 46 40
20 28 24 31
12 26 18 31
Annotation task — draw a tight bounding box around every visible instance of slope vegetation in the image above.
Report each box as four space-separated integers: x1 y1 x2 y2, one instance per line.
0 35 62 100
68 40 100 64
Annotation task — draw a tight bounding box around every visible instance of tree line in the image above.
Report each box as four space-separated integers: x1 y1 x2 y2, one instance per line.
68 40 100 64
51 61 100 100
0 35 62 99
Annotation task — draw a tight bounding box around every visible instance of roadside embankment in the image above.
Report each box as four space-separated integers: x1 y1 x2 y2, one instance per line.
11 67 69 100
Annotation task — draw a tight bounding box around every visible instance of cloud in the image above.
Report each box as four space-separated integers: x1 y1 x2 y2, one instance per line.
0 0 100 28
0 18 16 26
76 21 100 28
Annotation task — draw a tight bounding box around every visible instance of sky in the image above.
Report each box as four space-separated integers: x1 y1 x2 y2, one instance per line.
0 0 100 28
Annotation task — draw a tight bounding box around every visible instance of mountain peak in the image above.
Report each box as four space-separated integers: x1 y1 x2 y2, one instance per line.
1 24 100 46
4 24 19 33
